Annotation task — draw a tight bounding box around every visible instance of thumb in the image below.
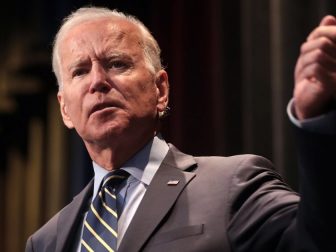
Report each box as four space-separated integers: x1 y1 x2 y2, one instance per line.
320 15 336 26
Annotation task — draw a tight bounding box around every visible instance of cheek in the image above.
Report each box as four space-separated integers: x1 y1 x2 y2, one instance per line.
135 77 157 99
63 92 84 119
128 84 157 108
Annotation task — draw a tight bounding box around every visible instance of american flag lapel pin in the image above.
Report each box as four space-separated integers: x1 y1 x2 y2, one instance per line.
167 180 180 185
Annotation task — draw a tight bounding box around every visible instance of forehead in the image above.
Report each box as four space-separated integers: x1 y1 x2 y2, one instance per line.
59 17 144 59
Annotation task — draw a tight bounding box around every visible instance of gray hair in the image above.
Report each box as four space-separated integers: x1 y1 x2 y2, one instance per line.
52 7 162 89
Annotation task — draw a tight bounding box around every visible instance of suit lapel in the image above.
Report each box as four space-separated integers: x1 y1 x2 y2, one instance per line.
118 145 197 252
55 180 93 252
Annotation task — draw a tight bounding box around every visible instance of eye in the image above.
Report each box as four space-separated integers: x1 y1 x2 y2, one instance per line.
107 60 130 70
72 68 88 78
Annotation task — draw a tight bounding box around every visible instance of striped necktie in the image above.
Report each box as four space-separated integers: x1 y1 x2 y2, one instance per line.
81 169 129 252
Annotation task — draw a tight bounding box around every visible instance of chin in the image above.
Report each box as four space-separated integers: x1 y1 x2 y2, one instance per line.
92 124 127 141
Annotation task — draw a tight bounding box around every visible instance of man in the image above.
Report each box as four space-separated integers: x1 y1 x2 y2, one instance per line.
25 6 336 252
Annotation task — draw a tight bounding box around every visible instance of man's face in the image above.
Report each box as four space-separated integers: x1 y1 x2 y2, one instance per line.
57 18 168 146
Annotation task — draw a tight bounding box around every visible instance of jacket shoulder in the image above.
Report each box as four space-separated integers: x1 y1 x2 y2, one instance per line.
25 208 61 252
25 179 94 252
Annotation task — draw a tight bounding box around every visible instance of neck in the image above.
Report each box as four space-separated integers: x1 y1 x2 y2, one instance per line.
84 131 156 171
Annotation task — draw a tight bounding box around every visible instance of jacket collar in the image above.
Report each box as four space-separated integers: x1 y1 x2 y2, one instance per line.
118 144 197 252
55 179 93 252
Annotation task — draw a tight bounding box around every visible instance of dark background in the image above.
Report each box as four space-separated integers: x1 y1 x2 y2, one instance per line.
1 0 335 251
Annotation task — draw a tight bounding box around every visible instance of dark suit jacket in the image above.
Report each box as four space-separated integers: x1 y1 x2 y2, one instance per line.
25 128 336 252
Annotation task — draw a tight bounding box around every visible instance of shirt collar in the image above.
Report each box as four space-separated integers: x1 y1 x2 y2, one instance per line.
92 135 169 198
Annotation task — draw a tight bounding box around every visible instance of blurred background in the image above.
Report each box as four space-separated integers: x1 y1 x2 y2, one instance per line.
1 0 335 251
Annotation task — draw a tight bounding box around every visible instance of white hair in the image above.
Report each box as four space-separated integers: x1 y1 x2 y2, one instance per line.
52 7 162 89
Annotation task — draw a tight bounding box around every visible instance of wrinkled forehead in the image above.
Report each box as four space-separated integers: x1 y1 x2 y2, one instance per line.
59 17 144 57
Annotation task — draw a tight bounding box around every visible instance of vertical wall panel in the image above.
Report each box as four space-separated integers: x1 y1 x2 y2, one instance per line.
0 170 4 252
241 0 272 159
45 94 67 220
24 118 43 242
4 149 24 252
270 0 285 173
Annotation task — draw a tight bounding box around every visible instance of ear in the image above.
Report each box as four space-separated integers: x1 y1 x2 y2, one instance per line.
155 70 169 113
57 91 74 129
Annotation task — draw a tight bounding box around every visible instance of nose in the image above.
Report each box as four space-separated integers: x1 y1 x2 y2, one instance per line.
89 64 111 93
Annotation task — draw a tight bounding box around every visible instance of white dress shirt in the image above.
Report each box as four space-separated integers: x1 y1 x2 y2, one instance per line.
287 98 336 134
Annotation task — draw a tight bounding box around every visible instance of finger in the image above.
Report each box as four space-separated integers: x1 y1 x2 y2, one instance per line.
295 36 336 81
300 37 336 58
307 26 336 42
307 16 336 42
296 48 336 80
319 15 336 26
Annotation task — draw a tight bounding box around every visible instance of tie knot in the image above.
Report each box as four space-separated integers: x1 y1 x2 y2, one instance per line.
101 169 129 191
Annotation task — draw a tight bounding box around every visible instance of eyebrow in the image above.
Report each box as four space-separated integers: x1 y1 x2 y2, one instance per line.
67 57 91 72
66 51 134 72
98 52 135 66
103 51 132 60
